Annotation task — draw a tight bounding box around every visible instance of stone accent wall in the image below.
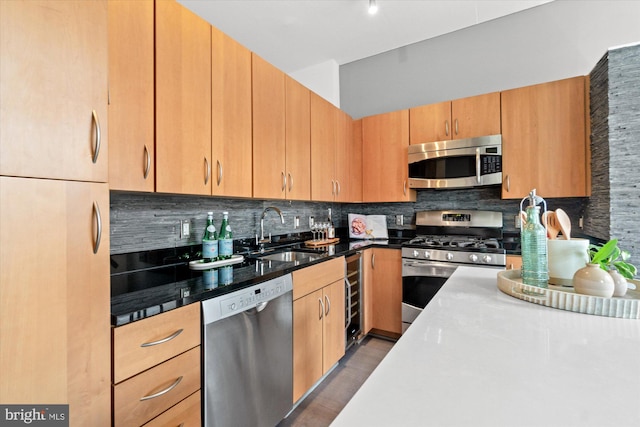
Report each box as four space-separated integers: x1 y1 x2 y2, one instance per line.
586 42 640 258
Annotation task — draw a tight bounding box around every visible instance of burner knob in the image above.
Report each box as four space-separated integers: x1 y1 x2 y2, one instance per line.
446 253 454 261
482 255 492 264
423 251 431 259
469 254 478 263
412 250 419 258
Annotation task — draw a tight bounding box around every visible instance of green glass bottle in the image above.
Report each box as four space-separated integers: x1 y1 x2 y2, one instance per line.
202 212 218 262
218 211 233 259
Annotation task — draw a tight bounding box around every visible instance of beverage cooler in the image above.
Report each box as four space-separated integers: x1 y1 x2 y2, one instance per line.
345 252 363 350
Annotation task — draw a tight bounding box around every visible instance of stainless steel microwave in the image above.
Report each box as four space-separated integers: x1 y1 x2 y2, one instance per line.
408 134 502 189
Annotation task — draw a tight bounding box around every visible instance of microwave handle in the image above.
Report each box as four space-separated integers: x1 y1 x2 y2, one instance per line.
476 147 481 184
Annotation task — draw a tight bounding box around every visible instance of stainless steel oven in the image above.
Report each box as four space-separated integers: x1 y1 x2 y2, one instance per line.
401 210 506 333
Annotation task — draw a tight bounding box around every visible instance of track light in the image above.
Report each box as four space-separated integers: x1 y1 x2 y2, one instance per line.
368 0 378 15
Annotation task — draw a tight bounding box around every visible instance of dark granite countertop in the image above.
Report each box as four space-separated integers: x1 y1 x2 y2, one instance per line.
111 235 408 327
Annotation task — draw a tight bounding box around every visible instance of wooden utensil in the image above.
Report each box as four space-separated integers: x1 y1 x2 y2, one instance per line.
555 208 571 240
542 211 560 239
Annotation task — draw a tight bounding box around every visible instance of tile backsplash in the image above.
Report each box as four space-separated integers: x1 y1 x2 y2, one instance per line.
110 188 588 255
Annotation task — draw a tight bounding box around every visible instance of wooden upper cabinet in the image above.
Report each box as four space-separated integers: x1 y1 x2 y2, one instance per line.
335 109 355 202
211 26 253 198
0 0 108 182
285 76 311 200
108 0 154 192
252 53 286 199
501 76 588 199
0 177 111 425
310 92 337 201
409 92 500 144
409 101 451 144
362 110 415 202
350 119 364 203
155 0 212 195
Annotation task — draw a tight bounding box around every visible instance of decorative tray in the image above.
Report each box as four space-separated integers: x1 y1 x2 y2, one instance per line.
304 238 339 247
497 269 640 319
188 254 244 271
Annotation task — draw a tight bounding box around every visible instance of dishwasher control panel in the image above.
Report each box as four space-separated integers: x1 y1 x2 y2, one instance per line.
202 273 293 324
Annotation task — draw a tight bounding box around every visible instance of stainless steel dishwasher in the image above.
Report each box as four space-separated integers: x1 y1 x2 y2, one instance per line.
202 273 293 427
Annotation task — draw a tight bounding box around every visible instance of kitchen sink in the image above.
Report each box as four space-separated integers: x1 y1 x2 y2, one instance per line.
252 249 325 263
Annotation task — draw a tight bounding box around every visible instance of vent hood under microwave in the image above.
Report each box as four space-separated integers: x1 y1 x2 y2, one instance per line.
408 135 502 190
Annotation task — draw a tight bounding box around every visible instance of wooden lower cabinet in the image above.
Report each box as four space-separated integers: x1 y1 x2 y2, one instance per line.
363 248 402 337
506 255 522 271
0 177 111 425
292 258 345 403
112 303 201 426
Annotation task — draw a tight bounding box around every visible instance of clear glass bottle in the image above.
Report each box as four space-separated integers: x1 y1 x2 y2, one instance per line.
202 212 218 262
327 208 335 239
520 189 549 288
218 211 233 259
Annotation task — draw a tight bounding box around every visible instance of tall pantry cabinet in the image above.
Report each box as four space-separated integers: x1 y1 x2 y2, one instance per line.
0 1 111 425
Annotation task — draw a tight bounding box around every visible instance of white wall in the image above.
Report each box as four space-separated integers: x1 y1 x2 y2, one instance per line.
340 0 640 119
290 59 341 108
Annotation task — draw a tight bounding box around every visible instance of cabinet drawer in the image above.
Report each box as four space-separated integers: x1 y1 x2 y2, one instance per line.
113 303 200 383
113 347 201 427
292 257 345 300
143 390 201 427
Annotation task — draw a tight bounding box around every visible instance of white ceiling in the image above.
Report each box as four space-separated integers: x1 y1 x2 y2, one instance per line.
178 0 553 75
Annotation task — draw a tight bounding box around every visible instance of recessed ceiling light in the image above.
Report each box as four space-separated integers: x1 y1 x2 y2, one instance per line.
368 0 378 15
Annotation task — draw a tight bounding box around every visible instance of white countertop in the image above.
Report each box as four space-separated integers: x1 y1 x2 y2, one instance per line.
331 266 640 427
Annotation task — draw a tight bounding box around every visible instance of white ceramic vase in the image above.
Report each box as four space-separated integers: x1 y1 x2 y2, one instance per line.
609 269 628 297
572 263 615 298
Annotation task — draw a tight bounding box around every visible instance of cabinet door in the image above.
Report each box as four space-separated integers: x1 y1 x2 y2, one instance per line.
211 26 253 198
506 255 523 271
293 289 324 403
501 76 588 199
285 76 311 201
310 93 337 201
322 279 346 374
362 249 374 335
335 109 354 202
0 0 108 182
252 53 286 199
108 0 154 191
155 1 212 195
371 248 402 335
362 110 414 202
0 177 110 425
409 101 451 144
451 92 501 139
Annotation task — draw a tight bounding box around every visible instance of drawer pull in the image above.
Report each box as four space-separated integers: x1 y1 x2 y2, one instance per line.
140 329 183 348
139 376 183 401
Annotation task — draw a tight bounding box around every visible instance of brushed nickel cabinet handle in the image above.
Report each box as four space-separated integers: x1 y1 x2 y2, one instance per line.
319 298 324 320
93 201 102 254
506 175 510 192
455 118 459 135
403 180 407 196
324 295 331 316
331 180 336 196
140 329 184 347
445 120 449 137
143 145 150 179
217 160 222 186
336 180 341 197
371 253 375 269
204 157 210 185
288 172 293 192
92 110 101 164
139 376 183 401
281 171 286 192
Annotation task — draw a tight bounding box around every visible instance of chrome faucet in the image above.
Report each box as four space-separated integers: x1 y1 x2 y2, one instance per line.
257 206 285 248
